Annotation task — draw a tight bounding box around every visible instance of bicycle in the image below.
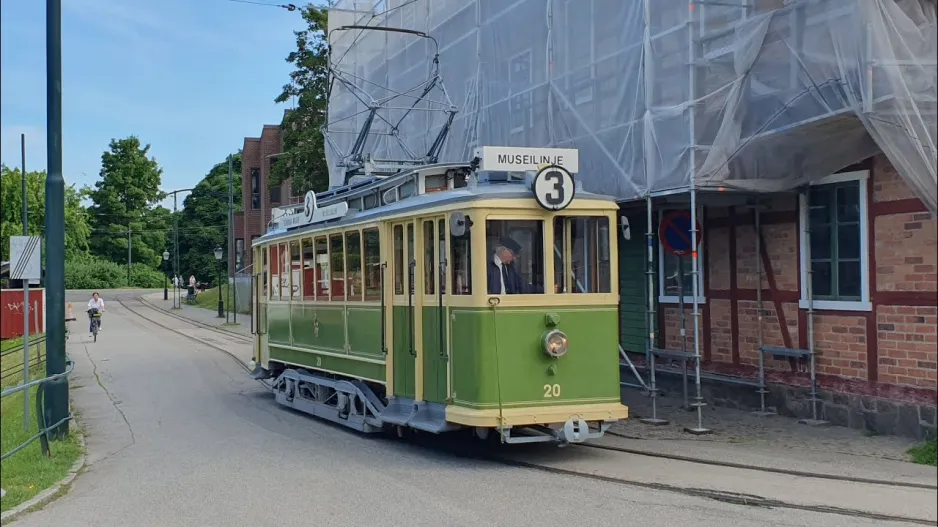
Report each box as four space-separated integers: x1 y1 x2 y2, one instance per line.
88 308 102 342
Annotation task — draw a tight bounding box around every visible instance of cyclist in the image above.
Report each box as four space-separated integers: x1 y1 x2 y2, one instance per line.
87 292 105 336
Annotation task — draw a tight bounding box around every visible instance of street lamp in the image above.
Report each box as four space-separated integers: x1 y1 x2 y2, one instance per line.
162 250 170 300
214 246 224 318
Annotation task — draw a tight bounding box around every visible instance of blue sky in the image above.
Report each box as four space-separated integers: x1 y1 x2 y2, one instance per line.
0 0 306 208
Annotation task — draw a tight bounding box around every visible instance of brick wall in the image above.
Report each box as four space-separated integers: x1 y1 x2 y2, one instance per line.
240 124 295 273
657 155 937 405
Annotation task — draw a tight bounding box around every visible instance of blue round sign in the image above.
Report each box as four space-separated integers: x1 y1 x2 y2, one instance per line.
659 211 702 256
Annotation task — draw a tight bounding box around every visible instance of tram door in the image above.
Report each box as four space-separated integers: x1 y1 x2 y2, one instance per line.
390 222 417 399
419 217 449 404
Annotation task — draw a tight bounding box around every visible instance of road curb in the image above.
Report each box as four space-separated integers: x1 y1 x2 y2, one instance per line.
0 423 86 523
138 295 247 340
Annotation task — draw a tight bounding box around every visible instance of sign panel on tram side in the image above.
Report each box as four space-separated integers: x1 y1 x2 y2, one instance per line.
279 191 348 229
474 146 579 173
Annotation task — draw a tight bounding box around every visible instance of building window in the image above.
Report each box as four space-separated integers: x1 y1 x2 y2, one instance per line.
563 0 594 106
799 170 871 311
657 210 706 304
508 49 533 136
235 238 244 272
270 185 282 205
250 168 260 209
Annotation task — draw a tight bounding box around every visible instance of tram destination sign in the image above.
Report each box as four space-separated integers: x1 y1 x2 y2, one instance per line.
279 191 349 229
474 146 579 173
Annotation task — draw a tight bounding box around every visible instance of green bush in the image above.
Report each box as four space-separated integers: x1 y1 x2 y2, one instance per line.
65 254 126 289
127 263 166 288
65 254 167 289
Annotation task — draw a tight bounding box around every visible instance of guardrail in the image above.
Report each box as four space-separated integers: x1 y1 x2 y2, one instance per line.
1 335 47 382
0 351 75 461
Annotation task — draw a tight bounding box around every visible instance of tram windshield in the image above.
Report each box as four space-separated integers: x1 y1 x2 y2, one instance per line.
485 219 546 295
484 217 612 296
553 216 612 294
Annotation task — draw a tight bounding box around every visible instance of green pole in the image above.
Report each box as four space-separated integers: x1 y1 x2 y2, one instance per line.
44 0 69 439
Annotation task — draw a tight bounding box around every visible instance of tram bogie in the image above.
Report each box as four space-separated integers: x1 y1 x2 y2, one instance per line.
248 148 628 445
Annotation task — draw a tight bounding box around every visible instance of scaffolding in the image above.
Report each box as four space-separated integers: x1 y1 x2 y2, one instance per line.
326 0 937 431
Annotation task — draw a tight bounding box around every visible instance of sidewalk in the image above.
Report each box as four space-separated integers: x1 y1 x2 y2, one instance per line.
611 389 937 487
141 292 251 338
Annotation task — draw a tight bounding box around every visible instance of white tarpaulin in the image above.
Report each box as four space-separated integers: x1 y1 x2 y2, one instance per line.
325 0 937 212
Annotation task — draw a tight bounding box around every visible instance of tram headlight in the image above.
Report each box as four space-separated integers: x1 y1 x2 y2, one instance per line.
543 330 569 358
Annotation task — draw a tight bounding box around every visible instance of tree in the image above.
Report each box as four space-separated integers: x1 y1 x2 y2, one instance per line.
87 136 169 268
0 164 91 261
271 5 330 195
175 153 242 284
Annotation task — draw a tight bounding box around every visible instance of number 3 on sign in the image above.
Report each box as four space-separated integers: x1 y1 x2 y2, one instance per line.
543 383 561 398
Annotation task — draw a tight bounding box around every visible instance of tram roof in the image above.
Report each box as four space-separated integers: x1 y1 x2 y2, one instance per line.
253 177 616 247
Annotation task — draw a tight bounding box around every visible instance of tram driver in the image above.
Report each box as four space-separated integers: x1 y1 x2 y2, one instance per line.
487 237 543 295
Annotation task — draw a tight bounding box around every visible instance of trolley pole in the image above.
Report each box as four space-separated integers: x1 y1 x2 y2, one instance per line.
44 0 69 439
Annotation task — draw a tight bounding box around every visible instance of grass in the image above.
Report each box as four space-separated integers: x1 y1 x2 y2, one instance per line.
908 440 937 467
193 286 250 315
1 338 83 513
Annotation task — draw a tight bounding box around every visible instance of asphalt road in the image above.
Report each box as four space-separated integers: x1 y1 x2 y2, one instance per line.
8 292 917 527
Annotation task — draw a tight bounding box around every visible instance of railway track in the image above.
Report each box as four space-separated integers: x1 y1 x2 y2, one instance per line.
117 293 936 526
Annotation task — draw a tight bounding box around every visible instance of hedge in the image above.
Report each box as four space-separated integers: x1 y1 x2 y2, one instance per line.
64 254 167 289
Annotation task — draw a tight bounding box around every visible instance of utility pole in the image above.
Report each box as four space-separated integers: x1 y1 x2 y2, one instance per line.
228 154 235 324
127 226 132 285
44 0 69 439
173 193 180 309
21 133 31 431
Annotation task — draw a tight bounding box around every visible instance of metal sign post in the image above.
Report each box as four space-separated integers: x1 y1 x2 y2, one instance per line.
10 235 42 430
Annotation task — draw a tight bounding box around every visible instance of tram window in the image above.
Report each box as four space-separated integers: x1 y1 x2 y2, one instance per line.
314 237 329 299
553 216 612 294
364 193 378 210
262 244 268 298
400 179 416 199
451 229 472 295
485 220 545 294
423 221 435 295
393 225 404 295
290 240 302 299
302 238 315 300
364 229 381 301
407 224 415 295
270 244 280 299
279 243 289 300
438 219 446 294
346 231 363 301
330 234 345 301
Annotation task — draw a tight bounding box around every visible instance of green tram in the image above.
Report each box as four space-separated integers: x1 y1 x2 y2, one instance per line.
248 148 629 444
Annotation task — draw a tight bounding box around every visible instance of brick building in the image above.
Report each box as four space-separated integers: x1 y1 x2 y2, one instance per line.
234 118 300 275
617 155 937 438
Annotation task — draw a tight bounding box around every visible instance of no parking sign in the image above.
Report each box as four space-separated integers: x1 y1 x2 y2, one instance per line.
658 211 702 256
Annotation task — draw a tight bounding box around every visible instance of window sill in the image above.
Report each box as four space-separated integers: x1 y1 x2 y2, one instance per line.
798 299 872 312
658 296 707 305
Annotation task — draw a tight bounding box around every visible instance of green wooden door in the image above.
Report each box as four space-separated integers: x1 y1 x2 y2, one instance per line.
618 208 650 354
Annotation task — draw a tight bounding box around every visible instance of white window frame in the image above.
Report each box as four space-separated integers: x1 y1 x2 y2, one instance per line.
657 207 706 305
798 170 872 312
